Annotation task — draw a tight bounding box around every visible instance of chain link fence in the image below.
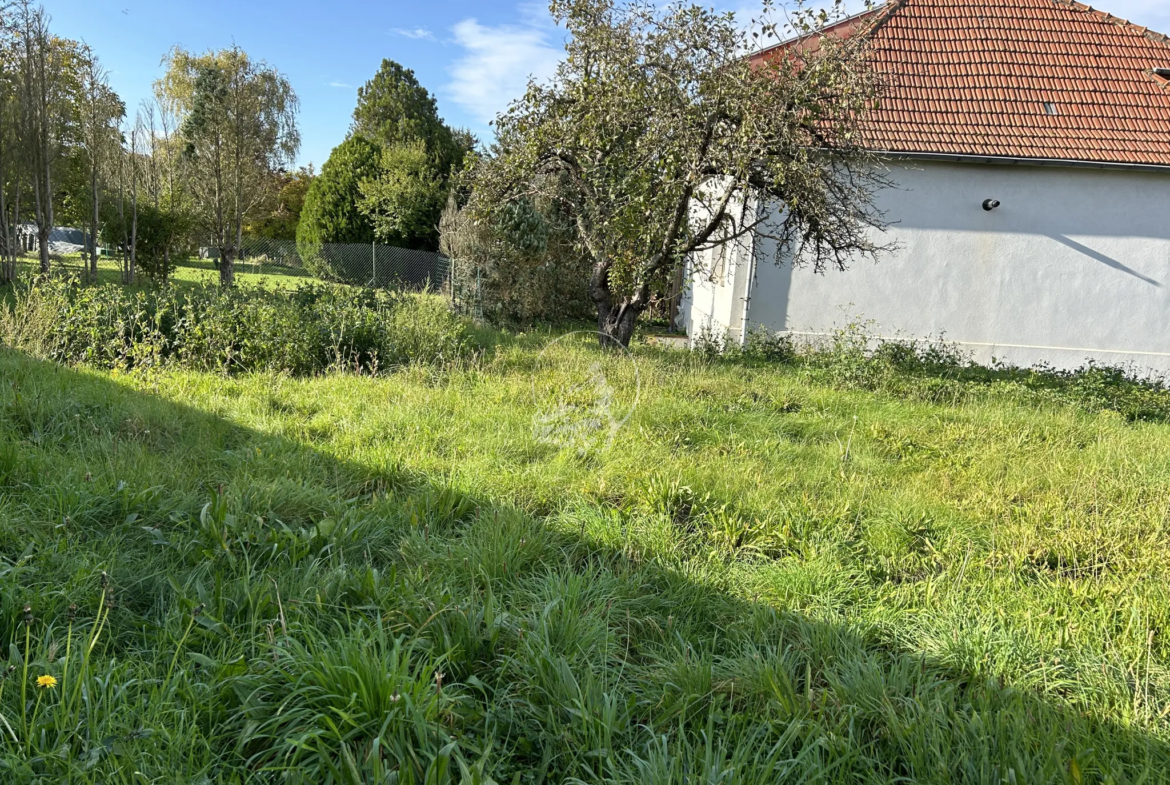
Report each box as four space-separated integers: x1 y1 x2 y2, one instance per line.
216 238 451 291
2 234 451 294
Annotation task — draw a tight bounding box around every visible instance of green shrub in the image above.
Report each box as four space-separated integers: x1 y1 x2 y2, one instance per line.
441 189 595 328
0 278 476 375
297 135 382 280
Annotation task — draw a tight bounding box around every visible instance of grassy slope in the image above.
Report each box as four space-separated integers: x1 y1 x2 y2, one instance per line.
0 336 1168 782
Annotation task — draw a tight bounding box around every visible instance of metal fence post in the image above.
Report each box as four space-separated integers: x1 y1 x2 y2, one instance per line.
475 266 483 323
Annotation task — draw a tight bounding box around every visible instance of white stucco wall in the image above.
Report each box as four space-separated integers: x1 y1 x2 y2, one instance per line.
688 160 1170 374
680 183 754 346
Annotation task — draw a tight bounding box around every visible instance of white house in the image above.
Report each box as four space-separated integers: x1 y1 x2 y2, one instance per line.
15 224 91 255
682 0 1170 373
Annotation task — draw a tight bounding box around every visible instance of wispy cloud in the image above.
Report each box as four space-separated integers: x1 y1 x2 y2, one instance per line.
392 27 437 41
328 81 352 89
443 16 563 128
438 1 789 133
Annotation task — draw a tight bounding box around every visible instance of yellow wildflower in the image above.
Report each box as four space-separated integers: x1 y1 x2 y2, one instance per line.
36 674 56 689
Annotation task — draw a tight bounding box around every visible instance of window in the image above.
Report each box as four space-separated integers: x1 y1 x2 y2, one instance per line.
1042 102 1058 116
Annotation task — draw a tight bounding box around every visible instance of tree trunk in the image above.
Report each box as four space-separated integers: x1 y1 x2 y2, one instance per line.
0 178 9 285
129 157 138 285
42 146 53 276
37 221 50 275
219 246 235 287
117 152 127 283
32 178 49 275
667 263 684 333
590 262 645 349
596 299 641 348
90 165 100 283
12 180 21 278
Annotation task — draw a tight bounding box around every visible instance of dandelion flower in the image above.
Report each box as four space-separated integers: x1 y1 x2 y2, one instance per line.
36 674 57 689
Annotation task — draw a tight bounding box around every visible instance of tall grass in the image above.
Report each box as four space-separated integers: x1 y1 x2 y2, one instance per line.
0 324 1168 781
0 278 476 375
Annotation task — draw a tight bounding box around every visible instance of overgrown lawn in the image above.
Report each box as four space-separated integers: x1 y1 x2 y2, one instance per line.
0 328 1168 782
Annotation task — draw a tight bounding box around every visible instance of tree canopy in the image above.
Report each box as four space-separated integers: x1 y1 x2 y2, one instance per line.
246 166 314 241
0 5 304 288
352 61 442 150
303 60 476 256
8 4 90 275
351 59 471 175
296 134 381 250
359 140 444 250
469 0 887 346
159 45 300 285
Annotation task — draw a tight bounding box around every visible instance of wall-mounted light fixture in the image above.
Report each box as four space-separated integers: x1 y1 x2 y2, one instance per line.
982 199 1001 211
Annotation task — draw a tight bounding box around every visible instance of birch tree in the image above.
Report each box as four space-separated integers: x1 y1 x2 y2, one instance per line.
77 45 123 281
0 13 18 283
125 116 140 283
15 1 80 275
158 45 299 286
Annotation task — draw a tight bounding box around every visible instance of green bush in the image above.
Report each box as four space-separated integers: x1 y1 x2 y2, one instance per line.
0 278 476 375
442 188 595 328
297 135 382 280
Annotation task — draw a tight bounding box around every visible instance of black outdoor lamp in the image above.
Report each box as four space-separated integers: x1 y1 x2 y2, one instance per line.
982 199 1001 211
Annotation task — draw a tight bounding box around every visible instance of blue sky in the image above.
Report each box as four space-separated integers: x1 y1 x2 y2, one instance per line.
42 0 1170 170
42 0 569 169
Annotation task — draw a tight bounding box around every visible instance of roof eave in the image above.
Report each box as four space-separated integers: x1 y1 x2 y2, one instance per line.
879 150 1170 174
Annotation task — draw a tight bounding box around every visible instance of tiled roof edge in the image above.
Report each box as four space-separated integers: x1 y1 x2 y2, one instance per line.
750 0 1170 59
858 0 909 39
1048 0 1170 49
748 5 886 59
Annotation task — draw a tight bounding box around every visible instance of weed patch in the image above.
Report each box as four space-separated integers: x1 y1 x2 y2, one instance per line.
0 278 476 375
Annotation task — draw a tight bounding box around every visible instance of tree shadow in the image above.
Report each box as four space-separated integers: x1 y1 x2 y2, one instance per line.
0 347 1166 782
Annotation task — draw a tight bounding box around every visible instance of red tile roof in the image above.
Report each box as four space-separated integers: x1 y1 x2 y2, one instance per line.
752 0 1170 166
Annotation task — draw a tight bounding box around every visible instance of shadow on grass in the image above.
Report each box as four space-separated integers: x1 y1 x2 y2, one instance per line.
0 347 1166 782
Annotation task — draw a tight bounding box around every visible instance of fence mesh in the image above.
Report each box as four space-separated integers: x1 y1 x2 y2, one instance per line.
232 238 450 291
2 235 451 294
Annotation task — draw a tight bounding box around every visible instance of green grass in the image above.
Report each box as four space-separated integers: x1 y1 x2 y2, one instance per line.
14 252 314 290
0 329 1169 782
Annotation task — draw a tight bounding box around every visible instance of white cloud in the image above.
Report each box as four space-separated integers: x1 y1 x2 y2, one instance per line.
443 16 564 128
440 0 1170 136
328 81 352 88
393 27 437 41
